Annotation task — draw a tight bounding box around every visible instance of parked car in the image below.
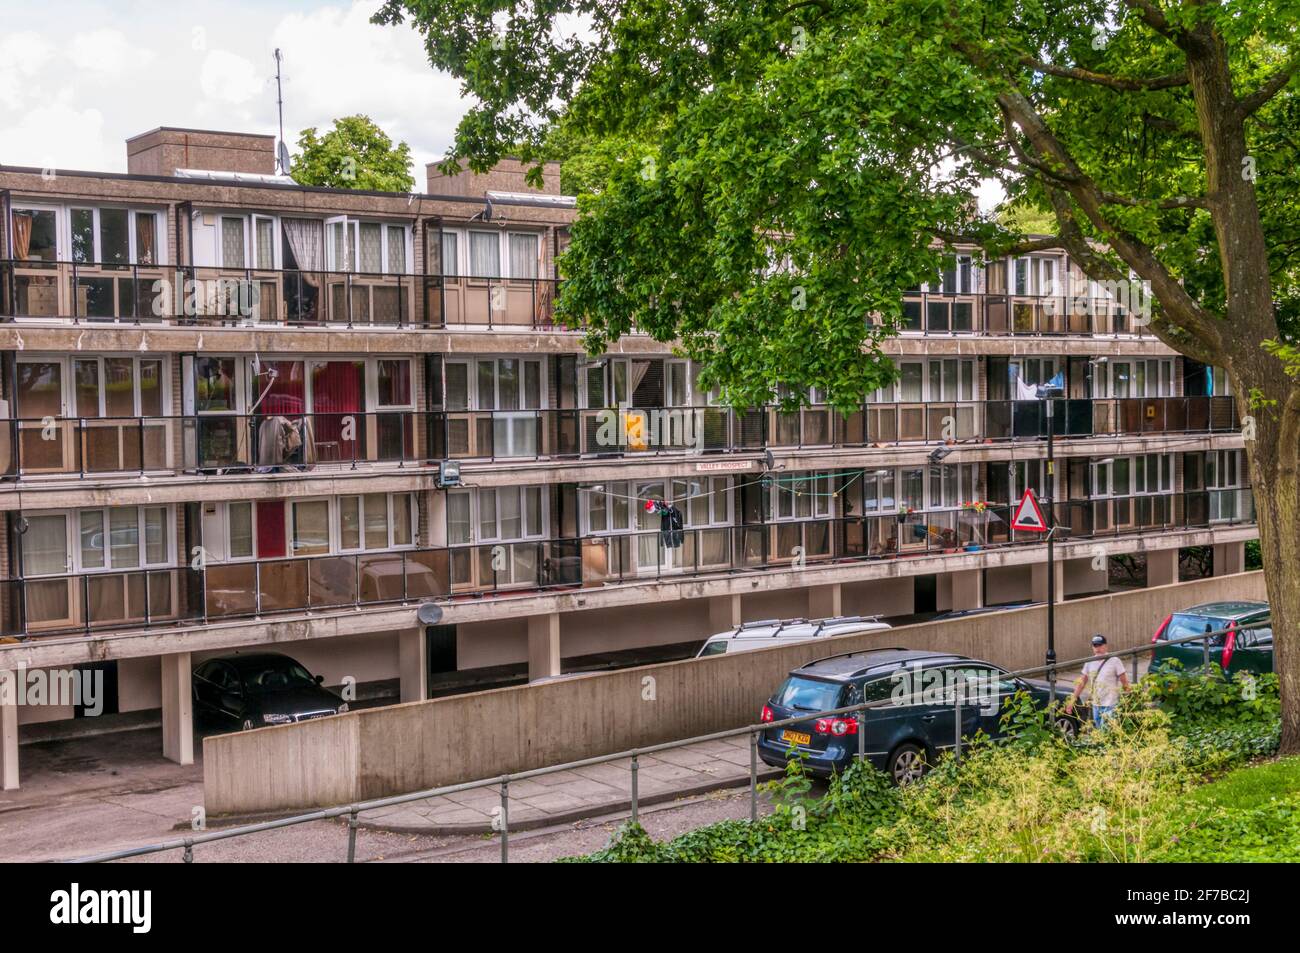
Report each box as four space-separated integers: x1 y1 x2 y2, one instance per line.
757 648 1077 785
1151 601 1272 675
696 616 891 657
193 653 347 732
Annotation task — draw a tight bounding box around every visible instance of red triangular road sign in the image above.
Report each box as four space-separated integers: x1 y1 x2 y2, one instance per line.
1011 488 1048 532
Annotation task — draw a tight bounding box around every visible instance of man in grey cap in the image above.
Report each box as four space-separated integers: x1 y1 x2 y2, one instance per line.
1066 634 1130 728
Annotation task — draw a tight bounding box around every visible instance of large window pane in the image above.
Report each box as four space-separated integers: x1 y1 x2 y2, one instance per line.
17 209 58 261
144 507 167 564
195 357 237 412
75 360 102 418
71 209 94 263
447 493 471 545
393 494 413 545
359 223 382 273
99 208 129 265
445 362 469 411
105 358 136 417
292 501 330 555
255 218 275 269
109 507 140 568
222 218 246 268
469 232 500 278
500 489 522 540
364 493 389 549
386 226 406 274
378 360 411 407
340 496 361 550
80 511 105 569
139 360 163 416
229 502 253 559
509 233 538 278
441 232 459 276
17 362 63 418
27 515 69 576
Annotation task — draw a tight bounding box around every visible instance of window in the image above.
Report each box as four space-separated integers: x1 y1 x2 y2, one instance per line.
325 217 409 273
12 208 58 261
195 357 240 413
455 487 545 542
441 232 459 277
221 217 247 269
228 502 254 559
25 506 173 576
71 207 159 266
338 493 416 551
72 357 166 418
469 231 500 277
291 500 331 556
509 233 539 279
772 472 834 521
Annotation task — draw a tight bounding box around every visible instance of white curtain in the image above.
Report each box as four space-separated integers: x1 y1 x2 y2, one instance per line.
282 218 325 272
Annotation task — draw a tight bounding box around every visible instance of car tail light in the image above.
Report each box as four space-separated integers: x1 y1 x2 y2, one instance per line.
760 705 775 723
1222 622 1237 670
1152 613 1172 643
814 717 858 736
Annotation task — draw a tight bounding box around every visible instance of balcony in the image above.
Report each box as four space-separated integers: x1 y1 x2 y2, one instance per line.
1 260 566 329
0 489 1254 639
899 291 1153 336
0 412 425 478
0 396 1241 480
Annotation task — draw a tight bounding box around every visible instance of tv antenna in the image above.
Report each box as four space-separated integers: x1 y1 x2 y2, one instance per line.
274 48 289 174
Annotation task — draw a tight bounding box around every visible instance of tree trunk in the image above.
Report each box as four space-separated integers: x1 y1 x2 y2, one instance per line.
1236 388 1300 755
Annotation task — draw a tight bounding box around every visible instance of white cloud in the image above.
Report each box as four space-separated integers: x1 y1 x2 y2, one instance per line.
0 1 467 176
199 49 264 105
68 29 157 76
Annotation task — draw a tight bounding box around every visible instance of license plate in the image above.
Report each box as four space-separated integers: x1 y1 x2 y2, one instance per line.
781 729 811 746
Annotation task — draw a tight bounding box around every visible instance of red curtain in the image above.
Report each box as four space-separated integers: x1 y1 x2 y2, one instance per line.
310 361 365 460
256 501 286 558
257 361 305 416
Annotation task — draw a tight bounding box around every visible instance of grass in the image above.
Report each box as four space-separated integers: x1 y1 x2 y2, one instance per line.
1187 756 1300 809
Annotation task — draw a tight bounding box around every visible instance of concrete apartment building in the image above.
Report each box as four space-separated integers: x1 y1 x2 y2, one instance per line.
0 127 1257 789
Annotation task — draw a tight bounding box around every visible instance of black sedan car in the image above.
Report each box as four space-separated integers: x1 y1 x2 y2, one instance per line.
757 648 1076 785
193 653 347 732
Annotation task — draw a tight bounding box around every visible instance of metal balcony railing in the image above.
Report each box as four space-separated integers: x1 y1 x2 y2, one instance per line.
0 260 566 329
897 290 1155 336
0 397 1241 480
0 488 1255 639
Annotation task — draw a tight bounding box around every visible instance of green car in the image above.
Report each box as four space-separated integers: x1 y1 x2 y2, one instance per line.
1151 601 1272 676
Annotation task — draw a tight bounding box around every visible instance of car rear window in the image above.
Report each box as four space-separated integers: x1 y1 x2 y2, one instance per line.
1166 614 1230 646
774 676 847 712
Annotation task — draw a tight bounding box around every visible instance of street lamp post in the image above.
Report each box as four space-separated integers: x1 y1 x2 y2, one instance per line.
1039 384 1063 705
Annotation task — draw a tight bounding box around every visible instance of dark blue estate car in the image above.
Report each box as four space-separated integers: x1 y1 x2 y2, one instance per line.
757 648 1076 785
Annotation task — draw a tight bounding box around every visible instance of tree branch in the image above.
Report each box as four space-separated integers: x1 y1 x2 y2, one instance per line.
1238 55 1300 118
1021 57 1188 91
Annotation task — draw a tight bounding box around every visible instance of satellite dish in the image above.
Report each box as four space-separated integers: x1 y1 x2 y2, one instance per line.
277 141 291 175
417 603 444 625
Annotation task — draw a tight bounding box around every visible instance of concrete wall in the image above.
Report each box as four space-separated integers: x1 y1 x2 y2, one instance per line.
204 571 1266 815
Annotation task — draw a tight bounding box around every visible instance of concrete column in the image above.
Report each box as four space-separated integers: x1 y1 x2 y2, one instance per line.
949 569 983 611
1 669 18 790
399 628 428 704
1146 548 1179 588
160 652 193 766
1213 541 1245 576
528 613 561 681
1030 560 1065 604
707 594 741 634
807 583 842 619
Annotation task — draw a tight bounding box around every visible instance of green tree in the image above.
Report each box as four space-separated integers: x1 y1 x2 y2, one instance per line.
374 0 1300 752
290 115 415 192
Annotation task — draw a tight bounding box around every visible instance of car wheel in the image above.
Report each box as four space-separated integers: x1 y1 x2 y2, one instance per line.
1054 715 1077 740
241 718 254 731
888 743 930 787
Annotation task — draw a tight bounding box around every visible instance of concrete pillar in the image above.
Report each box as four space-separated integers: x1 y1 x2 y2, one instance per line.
1213 541 1245 576
399 628 428 704
1146 548 1179 588
1 669 18 790
950 569 983 611
807 583 842 619
160 652 193 766
707 594 741 634
1030 559 1065 604
528 613 561 681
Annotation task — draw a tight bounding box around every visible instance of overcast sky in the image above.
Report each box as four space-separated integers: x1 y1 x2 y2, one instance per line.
0 0 464 178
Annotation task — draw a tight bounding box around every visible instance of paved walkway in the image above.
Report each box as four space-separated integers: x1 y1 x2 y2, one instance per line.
360 735 782 835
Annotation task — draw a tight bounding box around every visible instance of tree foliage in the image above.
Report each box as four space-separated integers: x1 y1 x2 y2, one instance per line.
375 0 1300 750
290 114 416 192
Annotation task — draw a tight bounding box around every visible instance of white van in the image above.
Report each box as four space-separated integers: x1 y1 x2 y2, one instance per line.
695 616 892 657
